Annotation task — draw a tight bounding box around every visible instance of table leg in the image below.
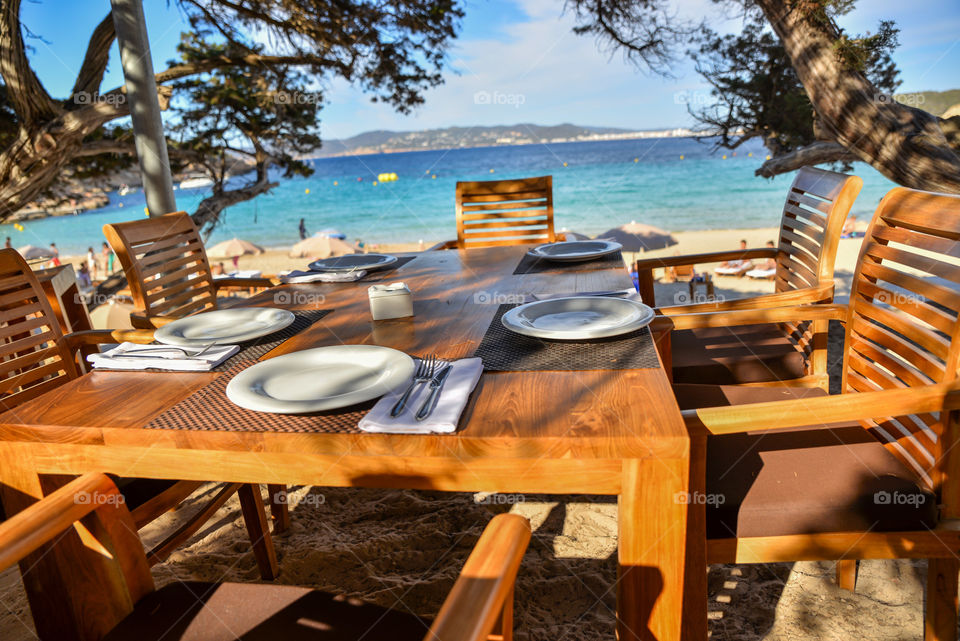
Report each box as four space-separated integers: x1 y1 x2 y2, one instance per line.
238 484 279 580
618 452 707 641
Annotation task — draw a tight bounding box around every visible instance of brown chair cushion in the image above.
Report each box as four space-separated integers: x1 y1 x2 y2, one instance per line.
674 384 938 539
103 581 431 641
671 325 807 384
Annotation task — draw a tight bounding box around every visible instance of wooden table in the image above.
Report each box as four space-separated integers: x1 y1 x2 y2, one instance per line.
0 245 706 641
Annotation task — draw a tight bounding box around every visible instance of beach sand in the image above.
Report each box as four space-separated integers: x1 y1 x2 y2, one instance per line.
4 229 918 641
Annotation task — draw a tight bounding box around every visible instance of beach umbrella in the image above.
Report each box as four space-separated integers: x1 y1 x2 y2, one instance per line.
596 221 677 252
316 229 347 240
289 235 358 259
89 297 135 330
207 238 264 269
17 245 54 261
206 238 264 259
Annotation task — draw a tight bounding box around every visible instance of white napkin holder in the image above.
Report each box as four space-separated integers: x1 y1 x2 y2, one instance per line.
369 282 413 320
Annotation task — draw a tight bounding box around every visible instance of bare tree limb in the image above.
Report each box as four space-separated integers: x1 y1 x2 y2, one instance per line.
755 141 858 177
73 139 136 157
154 54 345 85
0 0 58 123
69 13 117 101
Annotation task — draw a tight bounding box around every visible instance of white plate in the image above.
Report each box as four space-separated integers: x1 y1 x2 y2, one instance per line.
154 307 295 346
527 240 622 262
501 296 654 340
226 345 415 413
308 254 398 272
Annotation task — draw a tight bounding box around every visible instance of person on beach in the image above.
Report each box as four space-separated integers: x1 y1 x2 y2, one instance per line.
48 243 60 267
746 241 778 279
86 247 97 280
4 237 10 249
101 242 114 275
714 239 754 276
212 262 225 276
299 218 308 240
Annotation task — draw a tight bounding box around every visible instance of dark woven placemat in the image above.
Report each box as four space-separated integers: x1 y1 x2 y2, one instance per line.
146 360 371 433
513 251 625 275
214 309 332 371
473 303 659 371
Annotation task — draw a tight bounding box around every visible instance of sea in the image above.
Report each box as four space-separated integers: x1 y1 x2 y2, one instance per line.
13 136 898 255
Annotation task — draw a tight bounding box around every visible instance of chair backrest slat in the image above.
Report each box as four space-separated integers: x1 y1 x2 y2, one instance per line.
455 176 555 249
0 249 77 409
104 212 217 323
841 188 960 493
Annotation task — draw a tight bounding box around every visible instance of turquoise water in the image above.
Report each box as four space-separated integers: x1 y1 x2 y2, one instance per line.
10 137 897 255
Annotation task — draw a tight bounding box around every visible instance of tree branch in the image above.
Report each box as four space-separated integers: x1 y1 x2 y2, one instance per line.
0 0 58 123
155 54 344 85
70 12 116 100
755 141 859 178
74 139 136 157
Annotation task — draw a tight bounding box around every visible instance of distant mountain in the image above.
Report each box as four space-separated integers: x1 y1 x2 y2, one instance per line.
313 123 689 157
894 88 960 117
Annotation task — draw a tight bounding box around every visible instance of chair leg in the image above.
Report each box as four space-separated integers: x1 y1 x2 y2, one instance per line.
836 559 857 591
926 558 959 641
268 484 290 534
237 484 279 580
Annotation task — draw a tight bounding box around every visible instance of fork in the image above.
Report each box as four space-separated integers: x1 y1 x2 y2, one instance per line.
390 354 437 417
110 344 218 360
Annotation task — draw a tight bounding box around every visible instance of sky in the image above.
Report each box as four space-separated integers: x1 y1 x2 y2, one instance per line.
19 0 960 139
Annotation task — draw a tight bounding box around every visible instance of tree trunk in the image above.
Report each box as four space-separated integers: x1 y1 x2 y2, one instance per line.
756 0 960 193
756 141 859 178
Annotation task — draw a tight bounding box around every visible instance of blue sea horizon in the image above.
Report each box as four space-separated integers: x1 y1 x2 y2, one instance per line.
11 136 896 256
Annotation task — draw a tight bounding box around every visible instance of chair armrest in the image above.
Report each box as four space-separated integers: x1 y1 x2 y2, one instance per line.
426 240 458 251
635 247 778 271
0 473 119 573
656 282 834 315
130 311 179 329
683 383 960 436
212 277 276 290
426 514 531 641
663 303 847 331
61 328 155 363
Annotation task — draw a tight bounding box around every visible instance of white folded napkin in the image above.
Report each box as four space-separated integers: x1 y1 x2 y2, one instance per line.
279 269 368 284
359 357 483 434
87 342 240 371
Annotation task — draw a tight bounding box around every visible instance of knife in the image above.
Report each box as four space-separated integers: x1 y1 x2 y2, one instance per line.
415 363 453 422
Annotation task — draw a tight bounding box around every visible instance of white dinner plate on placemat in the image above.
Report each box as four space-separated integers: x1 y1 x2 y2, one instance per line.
226 345 415 413
527 240 622 262
501 296 654 340
155 307 295 346
308 254 397 272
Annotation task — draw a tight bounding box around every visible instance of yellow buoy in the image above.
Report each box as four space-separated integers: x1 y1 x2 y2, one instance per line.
305 188 310 194
431 174 436 179
373 181 378 186
333 181 338 186
722 154 727 159
562 162 568 167
489 169 494 173
679 155 684 160
144 207 150 217
766 155 771 160
634 158 639 163
747 152 752 157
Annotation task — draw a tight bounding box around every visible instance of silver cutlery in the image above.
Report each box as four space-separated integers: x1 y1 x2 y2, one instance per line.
108 344 218 360
415 363 453 422
390 354 438 417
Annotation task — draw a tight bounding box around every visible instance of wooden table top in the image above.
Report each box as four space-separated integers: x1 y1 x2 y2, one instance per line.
0 246 688 486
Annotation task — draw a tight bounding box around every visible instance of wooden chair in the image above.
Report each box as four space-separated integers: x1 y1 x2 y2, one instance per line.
0 248 279 579
455 175 555 249
103 212 275 330
639 167 863 389
666 188 960 639
0 472 531 641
